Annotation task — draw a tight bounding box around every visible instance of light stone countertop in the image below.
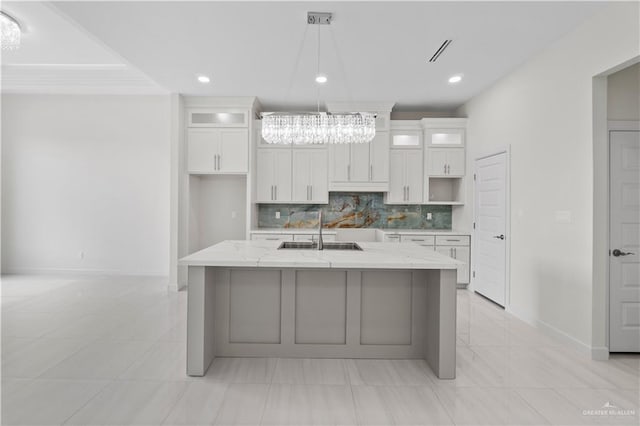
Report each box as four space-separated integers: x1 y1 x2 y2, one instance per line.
179 240 462 270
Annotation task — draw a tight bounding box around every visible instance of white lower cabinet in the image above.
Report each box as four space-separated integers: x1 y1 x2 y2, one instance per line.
293 233 336 242
250 233 293 241
435 235 470 284
250 232 336 242
395 233 470 285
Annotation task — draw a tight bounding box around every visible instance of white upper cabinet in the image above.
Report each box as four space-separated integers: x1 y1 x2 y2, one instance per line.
386 150 423 204
292 149 328 203
328 131 390 191
421 118 466 147
256 149 292 203
426 147 465 176
325 103 393 192
390 121 423 149
187 128 249 174
425 128 465 147
188 109 249 127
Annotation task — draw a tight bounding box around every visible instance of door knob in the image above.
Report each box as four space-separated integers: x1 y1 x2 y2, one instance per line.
493 234 505 240
612 249 635 257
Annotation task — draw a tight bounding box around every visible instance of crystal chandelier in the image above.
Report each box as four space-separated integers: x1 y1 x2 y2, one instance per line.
262 112 376 145
261 12 376 145
1 11 21 51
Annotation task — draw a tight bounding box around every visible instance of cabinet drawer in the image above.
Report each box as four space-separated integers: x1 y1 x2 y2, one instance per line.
293 234 336 242
435 235 470 246
383 234 401 242
400 235 435 245
251 233 293 241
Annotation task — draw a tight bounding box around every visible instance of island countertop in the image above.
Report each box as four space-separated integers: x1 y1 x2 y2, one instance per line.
179 240 462 269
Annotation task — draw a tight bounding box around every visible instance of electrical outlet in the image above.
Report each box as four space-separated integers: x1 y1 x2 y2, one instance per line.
427 212 433 220
275 211 280 219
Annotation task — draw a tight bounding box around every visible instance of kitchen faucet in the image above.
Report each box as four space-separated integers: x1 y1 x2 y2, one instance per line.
317 210 324 250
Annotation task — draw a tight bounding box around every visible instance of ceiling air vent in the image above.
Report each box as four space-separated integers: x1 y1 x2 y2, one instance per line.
428 40 452 63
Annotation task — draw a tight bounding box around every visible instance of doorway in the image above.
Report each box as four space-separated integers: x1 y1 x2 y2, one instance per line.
473 151 509 307
609 129 640 352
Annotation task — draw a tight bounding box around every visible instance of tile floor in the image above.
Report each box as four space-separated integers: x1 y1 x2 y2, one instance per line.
1 274 638 425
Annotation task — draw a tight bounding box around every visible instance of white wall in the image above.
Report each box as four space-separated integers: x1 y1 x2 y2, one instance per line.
456 2 639 351
608 62 640 121
192 175 247 250
2 94 171 276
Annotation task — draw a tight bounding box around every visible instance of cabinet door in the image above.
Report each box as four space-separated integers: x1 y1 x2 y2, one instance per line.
387 151 406 204
309 150 328 203
405 150 423 203
256 149 292 202
218 129 248 173
370 131 389 182
426 148 449 176
436 247 454 258
426 128 465 147
274 149 292 202
256 150 276 202
452 246 470 284
329 144 350 182
350 143 371 182
292 150 311 202
187 129 218 173
446 148 465 176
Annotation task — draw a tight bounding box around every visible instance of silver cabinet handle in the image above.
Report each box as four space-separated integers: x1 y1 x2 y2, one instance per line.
347 164 351 181
443 163 446 174
453 247 457 258
310 185 313 200
271 185 274 201
407 186 410 201
214 154 218 171
370 164 373 180
275 185 277 200
218 154 221 170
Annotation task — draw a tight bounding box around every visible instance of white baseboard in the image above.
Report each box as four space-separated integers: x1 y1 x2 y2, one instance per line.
2 267 168 280
168 281 187 292
591 346 610 361
506 306 593 357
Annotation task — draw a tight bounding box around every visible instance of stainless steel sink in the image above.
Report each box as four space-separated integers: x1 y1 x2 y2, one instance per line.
322 242 363 251
277 241 363 251
278 241 317 250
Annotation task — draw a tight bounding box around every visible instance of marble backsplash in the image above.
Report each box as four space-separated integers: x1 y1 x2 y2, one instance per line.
258 193 452 230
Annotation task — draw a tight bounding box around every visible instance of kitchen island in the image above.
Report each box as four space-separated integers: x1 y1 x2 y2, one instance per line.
179 240 460 379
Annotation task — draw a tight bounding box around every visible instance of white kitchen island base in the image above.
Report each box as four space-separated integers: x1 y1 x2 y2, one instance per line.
182 241 459 380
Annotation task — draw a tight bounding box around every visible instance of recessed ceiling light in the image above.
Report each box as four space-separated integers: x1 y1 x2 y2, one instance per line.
448 74 463 84
315 74 327 84
197 75 210 84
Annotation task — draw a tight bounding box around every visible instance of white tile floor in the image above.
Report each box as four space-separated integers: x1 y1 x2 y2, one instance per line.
1 275 638 426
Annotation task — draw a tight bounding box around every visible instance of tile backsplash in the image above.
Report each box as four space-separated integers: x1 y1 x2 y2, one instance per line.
258 193 452 230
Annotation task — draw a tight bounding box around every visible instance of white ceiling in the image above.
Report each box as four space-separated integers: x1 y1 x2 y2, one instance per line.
2 1 606 110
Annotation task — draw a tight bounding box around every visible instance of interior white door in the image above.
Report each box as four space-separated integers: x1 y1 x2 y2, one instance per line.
473 152 507 306
610 130 640 352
